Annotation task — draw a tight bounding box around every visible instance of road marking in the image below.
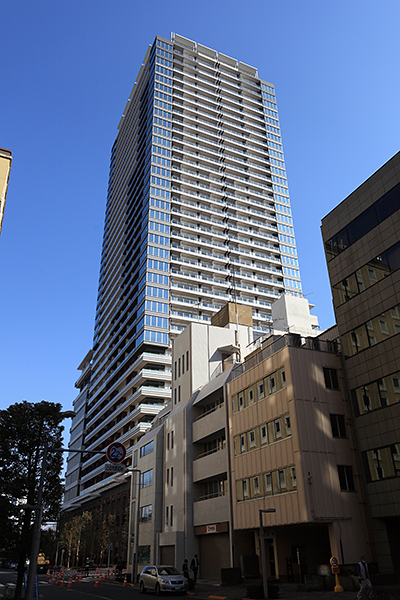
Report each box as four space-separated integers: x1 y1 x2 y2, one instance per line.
208 596 227 599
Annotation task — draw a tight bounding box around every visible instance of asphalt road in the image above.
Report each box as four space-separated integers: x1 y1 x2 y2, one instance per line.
0 570 192 600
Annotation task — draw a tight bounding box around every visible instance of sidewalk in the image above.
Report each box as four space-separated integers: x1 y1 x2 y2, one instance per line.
187 580 357 600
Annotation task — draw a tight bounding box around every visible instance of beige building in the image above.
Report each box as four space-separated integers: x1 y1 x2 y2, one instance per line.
227 328 370 582
0 147 12 239
159 310 249 577
321 152 400 577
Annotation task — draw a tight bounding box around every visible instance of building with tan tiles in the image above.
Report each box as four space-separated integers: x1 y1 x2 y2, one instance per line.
0 147 12 239
321 151 400 577
227 329 370 582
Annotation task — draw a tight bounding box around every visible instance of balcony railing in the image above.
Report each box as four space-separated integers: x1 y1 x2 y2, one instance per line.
196 402 224 421
195 443 226 460
195 490 228 502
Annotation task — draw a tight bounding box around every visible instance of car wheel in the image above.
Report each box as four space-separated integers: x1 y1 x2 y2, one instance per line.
155 583 161 596
140 581 146 594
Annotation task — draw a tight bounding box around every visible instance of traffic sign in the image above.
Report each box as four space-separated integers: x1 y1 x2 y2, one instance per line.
106 442 126 464
330 557 339 573
105 463 126 474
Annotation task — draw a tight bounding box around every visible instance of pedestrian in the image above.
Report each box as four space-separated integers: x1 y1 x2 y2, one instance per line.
190 554 199 585
357 556 372 600
182 559 190 581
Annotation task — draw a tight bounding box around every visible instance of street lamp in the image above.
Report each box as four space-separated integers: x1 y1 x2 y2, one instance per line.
25 410 76 600
259 508 276 600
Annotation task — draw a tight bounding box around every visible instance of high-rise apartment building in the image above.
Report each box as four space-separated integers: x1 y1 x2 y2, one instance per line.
322 152 400 577
63 34 302 514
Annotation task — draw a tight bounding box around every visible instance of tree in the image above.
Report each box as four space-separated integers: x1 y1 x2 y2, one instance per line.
0 401 65 599
99 514 115 565
60 512 92 568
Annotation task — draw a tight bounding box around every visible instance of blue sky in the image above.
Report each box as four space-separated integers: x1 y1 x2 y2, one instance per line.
1 0 399 422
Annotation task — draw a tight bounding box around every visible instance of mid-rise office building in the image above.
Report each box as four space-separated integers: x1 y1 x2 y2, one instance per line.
322 152 400 577
128 296 365 583
63 33 303 516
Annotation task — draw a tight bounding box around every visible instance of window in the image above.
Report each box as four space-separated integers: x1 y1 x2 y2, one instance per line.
171 430 174 448
284 415 291 436
253 476 260 496
274 419 282 440
133 449 138 467
165 506 169 525
174 361 177 380
240 434 246 453
178 386 181 403
242 479 249 497
265 473 272 494
337 465 355 491
166 468 169 485
323 367 339 390
290 467 297 488
174 388 177 405
281 369 286 387
138 545 151 565
260 424 268 445
269 375 276 394
141 469 153 488
363 392 371 411
248 388 254 405
380 319 389 334
258 381 265 400
278 469 286 490
170 467 174 486
249 430 256 448
238 393 244 410
181 355 185 374
139 505 152 523
140 440 154 457
186 351 189 371
170 505 173 526
167 433 170 450
330 414 347 438
178 358 181 377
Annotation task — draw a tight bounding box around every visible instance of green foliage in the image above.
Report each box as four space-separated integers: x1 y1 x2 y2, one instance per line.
246 583 279 599
0 400 64 520
0 400 66 599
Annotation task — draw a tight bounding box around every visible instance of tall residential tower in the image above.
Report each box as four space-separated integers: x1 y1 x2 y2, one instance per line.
63 34 303 512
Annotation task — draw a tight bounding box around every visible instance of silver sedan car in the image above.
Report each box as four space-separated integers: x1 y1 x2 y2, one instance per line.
139 565 188 595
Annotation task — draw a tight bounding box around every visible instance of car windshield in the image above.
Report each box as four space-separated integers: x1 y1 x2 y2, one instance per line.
158 567 181 575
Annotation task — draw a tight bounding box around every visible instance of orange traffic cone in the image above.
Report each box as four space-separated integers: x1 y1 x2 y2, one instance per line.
123 574 128 587
68 577 73 589
94 575 99 588
46 569 51 579
60 575 65 587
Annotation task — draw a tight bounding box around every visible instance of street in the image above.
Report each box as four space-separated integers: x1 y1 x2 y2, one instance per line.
0 570 193 600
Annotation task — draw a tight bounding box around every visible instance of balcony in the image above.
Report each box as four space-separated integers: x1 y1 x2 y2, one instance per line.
193 492 229 526
192 404 226 443
192 447 227 483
